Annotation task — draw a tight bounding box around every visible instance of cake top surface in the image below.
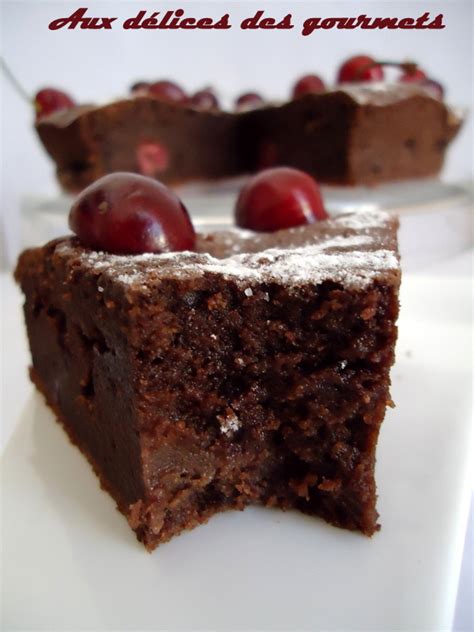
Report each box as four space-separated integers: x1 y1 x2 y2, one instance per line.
38 82 458 128
52 210 400 292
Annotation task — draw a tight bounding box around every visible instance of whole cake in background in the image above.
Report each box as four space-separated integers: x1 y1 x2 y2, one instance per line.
33 55 463 192
15 169 401 550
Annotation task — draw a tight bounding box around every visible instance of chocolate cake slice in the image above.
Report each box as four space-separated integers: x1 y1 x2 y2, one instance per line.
15 210 400 550
35 84 462 192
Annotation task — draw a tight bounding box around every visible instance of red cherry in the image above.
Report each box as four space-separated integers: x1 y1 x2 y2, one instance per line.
235 167 328 232
235 92 265 112
69 173 195 254
399 68 427 84
136 141 169 177
130 81 150 95
337 55 384 83
292 74 326 99
34 88 75 120
190 89 219 110
148 80 188 104
422 78 444 100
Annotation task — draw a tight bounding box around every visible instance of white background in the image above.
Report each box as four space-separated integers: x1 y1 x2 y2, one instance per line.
1 0 473 262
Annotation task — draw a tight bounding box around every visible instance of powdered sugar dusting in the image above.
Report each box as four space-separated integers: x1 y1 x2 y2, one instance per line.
338 81 455 108
55 210 399 291
217 410 241 437
193 248 398 288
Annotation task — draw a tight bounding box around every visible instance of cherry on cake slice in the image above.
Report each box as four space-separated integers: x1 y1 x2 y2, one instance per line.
15 172 400 550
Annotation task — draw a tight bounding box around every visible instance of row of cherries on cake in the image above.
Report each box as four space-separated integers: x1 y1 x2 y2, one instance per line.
35 54 443 120
69 168 327 255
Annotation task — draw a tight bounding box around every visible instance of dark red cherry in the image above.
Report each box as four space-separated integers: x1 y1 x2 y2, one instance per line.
337 55 384 83
292 74 326 99
34 88 75 120
69 173 195 254
148 80 188 104
235 167 328 232
130 81 150 94
136 141 169 177
190 89 219 110
422 78 444 100
235 92 265 111
399 68 427 84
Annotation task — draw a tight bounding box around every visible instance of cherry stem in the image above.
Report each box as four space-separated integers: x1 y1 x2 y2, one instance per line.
0 57 32 104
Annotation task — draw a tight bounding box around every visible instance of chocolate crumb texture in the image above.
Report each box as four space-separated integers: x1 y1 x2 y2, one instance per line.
15 210 400 550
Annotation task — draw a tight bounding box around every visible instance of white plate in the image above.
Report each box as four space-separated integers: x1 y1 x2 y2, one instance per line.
2 271 472 630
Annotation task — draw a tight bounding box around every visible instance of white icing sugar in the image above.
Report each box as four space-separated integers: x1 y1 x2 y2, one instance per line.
56 210 399 291
192 249 398 288
337 81 454 108
338 82 405 104
217 411 241 437
211 217 386 248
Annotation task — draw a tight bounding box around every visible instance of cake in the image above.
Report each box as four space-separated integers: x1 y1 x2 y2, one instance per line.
35 83 462 192
15 209 400 550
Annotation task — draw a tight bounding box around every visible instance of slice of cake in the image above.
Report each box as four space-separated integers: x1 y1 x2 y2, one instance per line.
35 83 462 192
15 206 400 551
